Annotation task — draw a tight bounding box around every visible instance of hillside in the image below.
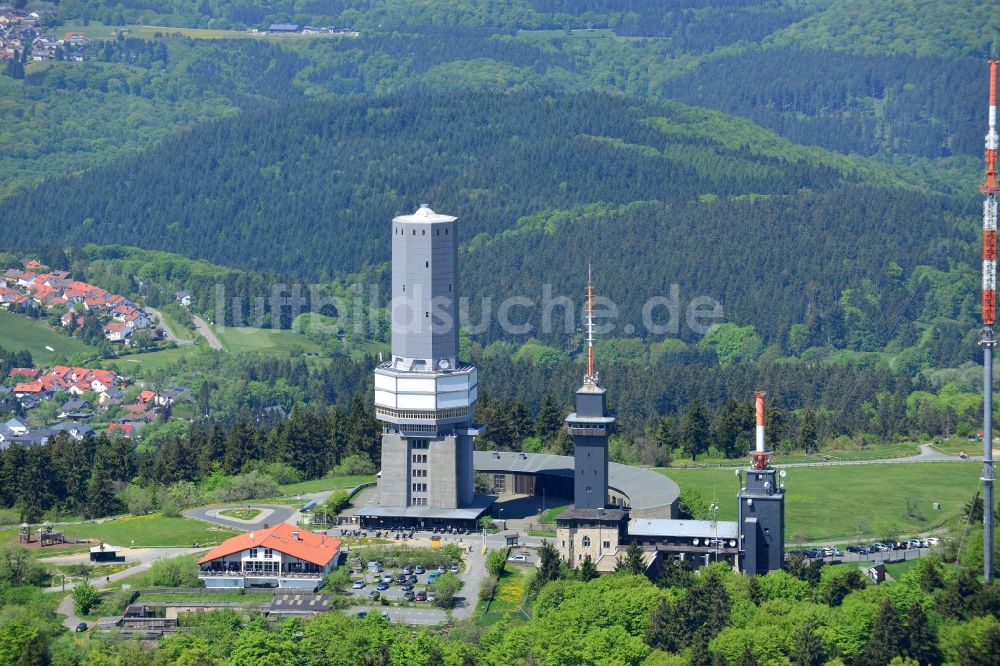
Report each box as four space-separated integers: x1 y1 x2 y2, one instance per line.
0 92 976 353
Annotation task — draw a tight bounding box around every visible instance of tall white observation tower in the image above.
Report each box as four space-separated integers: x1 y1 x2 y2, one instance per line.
370 205 482 523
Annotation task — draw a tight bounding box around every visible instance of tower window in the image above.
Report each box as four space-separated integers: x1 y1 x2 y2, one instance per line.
425 261 429 268
436 229 439 235
445 229 448 235
422 230 425 235
425 312 429 318
582 536 591 547
412 230 416 235
448 284 451 292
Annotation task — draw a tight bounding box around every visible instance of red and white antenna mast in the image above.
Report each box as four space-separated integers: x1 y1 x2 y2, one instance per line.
752 391 768 469
980 59 998 583
584 264 598 386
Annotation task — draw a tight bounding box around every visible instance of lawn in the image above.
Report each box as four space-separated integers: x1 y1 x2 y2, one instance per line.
476 564 533 626
0 310 97 364
68 514 238 547
213 325 324 355
218 508 263 521
278 475 376 496
137 590 272 605
539 504 569 525
54 22 359 41
110 345 201 374
668 441 921 468
930 438 990 456
660 462 982 542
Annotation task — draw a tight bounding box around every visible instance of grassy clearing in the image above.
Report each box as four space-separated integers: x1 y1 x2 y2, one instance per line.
278 474 376 496
668 441 920 468
884 559 921 580
217 508 263 521
137 590 272 604
0 310 97 363
68 514 238 547
660 462 982 542
54 22 358 41
930 438 989 456
212 325 324 355
539 504 569 525
476 564 533 627
110 345 201 374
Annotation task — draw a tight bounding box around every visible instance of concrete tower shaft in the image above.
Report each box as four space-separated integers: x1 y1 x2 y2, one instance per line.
389 204 459 372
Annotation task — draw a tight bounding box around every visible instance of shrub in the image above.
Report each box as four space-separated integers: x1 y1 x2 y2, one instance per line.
72 582 100 615
147 555 201 587
331 454 376 476
214 471 279 502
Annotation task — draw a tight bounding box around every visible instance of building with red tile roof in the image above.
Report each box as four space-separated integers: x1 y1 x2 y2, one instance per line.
107 423 134 438
198 523 341 590
7 368 39 379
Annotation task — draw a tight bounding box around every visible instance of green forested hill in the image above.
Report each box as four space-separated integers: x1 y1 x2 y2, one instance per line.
0 92 973 350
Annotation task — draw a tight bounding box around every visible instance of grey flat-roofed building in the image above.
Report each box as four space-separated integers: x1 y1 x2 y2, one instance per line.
369 205 488 528
473 451 679 517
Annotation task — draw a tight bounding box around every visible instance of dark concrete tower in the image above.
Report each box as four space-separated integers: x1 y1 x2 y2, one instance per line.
374 205 479 512
738 392 786 575
566 269 616 509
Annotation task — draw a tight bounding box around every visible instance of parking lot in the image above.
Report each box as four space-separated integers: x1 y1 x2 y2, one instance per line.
788 538 941 564
343 561 463 605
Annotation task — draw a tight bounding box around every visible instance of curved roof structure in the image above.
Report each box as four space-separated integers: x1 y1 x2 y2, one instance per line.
392 204 457 224
473 451 679 518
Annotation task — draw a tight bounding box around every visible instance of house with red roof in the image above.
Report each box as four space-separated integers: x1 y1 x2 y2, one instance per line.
136 390 157 405
13 381 43 396
107 423 134 438
198 523 341 590
103 321 131 343
7 368 39 379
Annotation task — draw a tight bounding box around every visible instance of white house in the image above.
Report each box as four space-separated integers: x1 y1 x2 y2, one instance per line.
198 523 341 590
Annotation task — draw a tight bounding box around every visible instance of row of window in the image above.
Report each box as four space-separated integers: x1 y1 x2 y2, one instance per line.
411 498 428 506
375 406 470 420
401 284 452 291
411 439 430 449
396 227 449 236
412 454 428 463
411 483 427 492
573 537 612 549
248 548 274 558
412 469 428 478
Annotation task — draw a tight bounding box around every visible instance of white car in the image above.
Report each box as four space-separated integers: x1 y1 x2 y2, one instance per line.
926 537 941 545
508 554 528 563
352 580 365 589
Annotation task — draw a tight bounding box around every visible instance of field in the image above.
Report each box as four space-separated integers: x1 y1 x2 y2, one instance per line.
68 514 238 547
212 325 324 355
660 462 982 542
278 474 376 496
137 590 272 604
218 508 263 521
475 563 533 626
111 345 201 374
54 22 358 41
668 441 921 468
0 310 97 363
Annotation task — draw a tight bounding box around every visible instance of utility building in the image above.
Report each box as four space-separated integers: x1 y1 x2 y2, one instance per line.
738 392 786 575
360 205 492 529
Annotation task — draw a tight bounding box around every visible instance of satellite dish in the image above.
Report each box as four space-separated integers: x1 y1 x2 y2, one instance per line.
734 469 741 478
729 540 736 547
692 538 699 546
438 359 450 370
779 470 787 478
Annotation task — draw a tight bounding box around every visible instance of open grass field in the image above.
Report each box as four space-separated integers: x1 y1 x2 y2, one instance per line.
278 474 376 496
660 462 982 542
137 590 272 604
0 310 97 363
475 563 533 627
55 22 359 41
669 441 921 468
212 325 324 355
68 514 238 547
218 508 263 521
111 345 201 374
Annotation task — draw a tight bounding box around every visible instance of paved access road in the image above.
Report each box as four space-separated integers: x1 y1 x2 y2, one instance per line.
145 307 194 346
191 314 226 351
183 504 295 532
51 546 204 630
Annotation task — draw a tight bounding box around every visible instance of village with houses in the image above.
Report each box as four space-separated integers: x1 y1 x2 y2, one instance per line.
2 362 190 447
0 5 87 63
2 257 159 346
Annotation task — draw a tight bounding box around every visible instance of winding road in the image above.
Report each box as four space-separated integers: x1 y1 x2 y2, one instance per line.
145 307 194 346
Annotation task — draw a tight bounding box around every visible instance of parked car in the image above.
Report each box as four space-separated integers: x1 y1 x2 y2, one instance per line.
395 574 409 584
870 543 891 552
415 589 428 601
407 574 418 584
352 580 366 589
403 591 415 602
508 554 528 563
449 564 460 573
402 565 413 575
376 581 389 591
357 610 367 618
368 591 380 600
436 565 446 574
381 574 393 583
414 565 425 574
927 537 941 545
427 572 440 583
401 584 414 592
427 593 437 603
75 622 88 633
846 545 867 554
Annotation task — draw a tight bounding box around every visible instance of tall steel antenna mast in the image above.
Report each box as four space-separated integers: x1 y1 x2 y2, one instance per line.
980 59 998 582
585 264 597 385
